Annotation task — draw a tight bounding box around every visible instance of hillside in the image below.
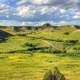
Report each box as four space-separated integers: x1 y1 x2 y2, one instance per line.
0 25 80 80
0 30 12 40
0 24 80 53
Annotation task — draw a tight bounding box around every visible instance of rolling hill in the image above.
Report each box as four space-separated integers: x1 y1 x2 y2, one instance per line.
0 24 80 80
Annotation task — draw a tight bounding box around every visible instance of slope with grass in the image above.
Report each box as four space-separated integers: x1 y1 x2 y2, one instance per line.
0 25 80 80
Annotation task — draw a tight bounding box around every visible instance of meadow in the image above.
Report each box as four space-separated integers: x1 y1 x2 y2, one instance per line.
0 25 80 80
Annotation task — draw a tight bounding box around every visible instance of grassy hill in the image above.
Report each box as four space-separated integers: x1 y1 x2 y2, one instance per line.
0 25 80 80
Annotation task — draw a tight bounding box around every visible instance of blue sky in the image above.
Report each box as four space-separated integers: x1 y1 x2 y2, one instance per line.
0 0 80 26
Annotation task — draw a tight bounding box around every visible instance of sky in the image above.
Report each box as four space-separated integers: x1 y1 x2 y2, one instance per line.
0 0 80 26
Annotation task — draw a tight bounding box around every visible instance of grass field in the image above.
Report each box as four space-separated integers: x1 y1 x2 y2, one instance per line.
0 53 80 80
0 25 80 80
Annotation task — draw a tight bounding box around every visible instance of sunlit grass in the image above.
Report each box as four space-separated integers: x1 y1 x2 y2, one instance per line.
0 53 80 80
0 26 80 80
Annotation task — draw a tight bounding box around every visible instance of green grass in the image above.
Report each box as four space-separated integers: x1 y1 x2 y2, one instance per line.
0 53 80 80
0 26 80 80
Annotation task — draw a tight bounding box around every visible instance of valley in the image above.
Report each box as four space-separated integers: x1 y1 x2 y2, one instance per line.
0 24 80 80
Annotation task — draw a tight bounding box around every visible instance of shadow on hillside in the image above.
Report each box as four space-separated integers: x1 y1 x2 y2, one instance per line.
0 30 13 43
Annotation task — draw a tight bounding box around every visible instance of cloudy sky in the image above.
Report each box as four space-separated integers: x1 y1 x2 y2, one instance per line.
0 0 80 26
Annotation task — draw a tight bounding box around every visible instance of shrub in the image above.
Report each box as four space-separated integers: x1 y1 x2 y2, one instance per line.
64 32 70 35
43 67 66 80
65 40 79 46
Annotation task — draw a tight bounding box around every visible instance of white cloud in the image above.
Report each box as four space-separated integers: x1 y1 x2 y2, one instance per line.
33 0 50 5
17 0 28 5
40 6 58 15
60 9 66 14
0 3 10 13
0 0 80 26
16 5 36 17
17 0 52 5
59 21 66 24
57 21 69 25
73 12 80 19
38 6 54 15
21 22 26 26
16 4 58 17
17 6 30 16
16 0 80 18
40 6 49 15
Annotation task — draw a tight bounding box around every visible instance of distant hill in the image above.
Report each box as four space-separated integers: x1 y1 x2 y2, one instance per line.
39 23 58 29
0 24 80 32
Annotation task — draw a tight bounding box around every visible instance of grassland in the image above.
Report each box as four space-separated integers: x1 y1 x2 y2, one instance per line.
0 25 80 80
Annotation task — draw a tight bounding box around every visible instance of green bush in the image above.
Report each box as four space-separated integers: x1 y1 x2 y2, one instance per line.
43 67 66 80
